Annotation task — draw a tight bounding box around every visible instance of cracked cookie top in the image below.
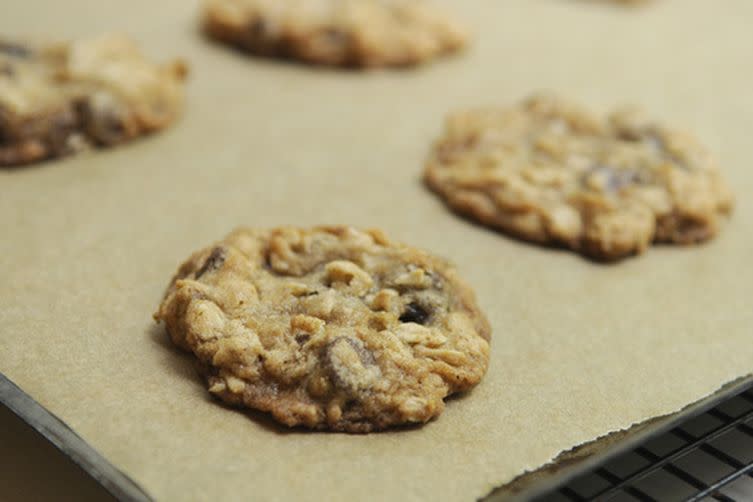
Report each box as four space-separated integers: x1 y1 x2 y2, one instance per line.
424 94 733 260
0 34 186 166
202 0 467 67
155 226 490 432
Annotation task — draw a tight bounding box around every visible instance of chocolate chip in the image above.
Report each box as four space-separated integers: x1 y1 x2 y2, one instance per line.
399 302 430 325
323 337 377 392
616 129 642 142
0 63 14 77
76 98 130 146
295 333 311 345
582 165 644 193
195 247 226 278
92 113 126 145
0 42 30 58
323 28 348 45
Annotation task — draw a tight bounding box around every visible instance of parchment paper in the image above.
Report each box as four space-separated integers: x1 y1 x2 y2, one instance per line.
2 1 752 500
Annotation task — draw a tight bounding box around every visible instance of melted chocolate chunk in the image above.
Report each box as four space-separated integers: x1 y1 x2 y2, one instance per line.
76 98 129 146
322 27 348 45
399 302 430 325
295 333 311 345
323 337 377 392
616 129 643 142
195 247 226 278
0 42 30 58
583 165 644 193
90 112 127 146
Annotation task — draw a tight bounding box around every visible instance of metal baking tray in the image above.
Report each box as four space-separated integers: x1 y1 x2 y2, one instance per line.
2 371 752 501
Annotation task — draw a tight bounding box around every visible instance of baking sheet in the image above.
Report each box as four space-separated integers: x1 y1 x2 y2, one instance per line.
0 374 141 502
1 1 752 501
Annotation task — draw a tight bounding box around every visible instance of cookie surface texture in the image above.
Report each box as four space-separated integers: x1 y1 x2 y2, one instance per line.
155 226 491 432
202 0 467 67
0 35 186 166
424 94 733 260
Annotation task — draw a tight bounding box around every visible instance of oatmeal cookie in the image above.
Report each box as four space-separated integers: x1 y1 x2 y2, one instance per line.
155 226 490 432
0 35 186 167
202 0 467 68
424 94 733 260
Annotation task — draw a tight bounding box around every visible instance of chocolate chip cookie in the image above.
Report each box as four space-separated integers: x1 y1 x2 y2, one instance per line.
424 94 733 260
155 226 491 432
202 0 467 68
0 35 186 167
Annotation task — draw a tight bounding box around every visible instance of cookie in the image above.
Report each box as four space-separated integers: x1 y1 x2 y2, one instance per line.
155 226 490 432
202 0 467 68
0 35 186 167
424 94 733 260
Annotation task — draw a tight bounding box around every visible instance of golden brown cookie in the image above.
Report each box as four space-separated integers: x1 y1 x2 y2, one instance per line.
424 94 733 261
202 0 467 68
155 226 490 432
0 35 186 167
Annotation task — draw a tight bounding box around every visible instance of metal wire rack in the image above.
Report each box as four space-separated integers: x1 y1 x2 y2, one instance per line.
539 387 753 502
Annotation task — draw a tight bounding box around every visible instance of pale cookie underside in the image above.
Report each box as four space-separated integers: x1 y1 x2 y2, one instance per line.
155 226 490 432
202 0 467 67
424 94 733 261
0 35 186 167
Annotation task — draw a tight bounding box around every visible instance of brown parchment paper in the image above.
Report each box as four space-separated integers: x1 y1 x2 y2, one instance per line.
2 1 752 500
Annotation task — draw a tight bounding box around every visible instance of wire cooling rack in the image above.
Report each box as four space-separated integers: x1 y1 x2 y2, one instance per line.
538 385 753 501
